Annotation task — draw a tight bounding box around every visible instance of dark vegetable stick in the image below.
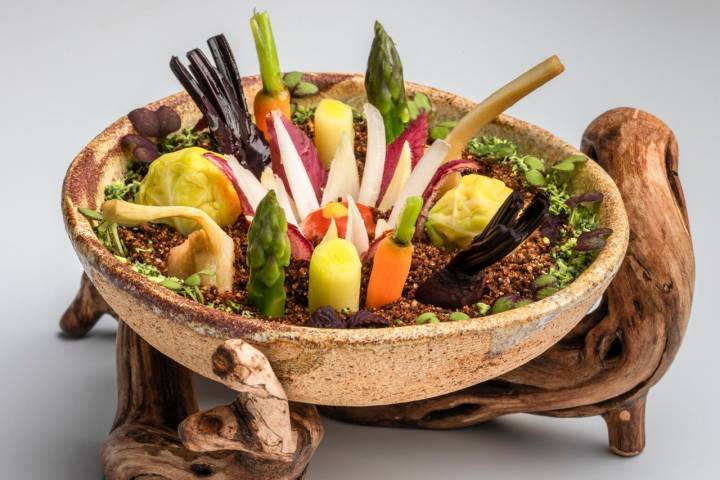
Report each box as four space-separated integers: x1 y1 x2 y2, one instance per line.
415 191 549 308
169 34 270 177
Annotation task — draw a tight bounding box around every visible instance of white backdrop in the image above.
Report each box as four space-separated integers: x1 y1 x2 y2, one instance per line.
1 0 717 478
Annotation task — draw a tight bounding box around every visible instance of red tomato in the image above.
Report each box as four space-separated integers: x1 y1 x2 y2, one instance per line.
301 201 376 243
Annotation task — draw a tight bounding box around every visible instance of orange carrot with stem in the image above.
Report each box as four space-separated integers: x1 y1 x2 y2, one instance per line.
250 10 291 140
366 196 423 309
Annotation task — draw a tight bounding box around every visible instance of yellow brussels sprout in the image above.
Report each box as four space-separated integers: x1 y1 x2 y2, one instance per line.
425 174 512 249
136 147 241 234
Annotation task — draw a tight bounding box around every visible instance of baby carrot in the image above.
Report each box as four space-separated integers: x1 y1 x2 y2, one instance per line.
366 196 423 309
250 11 291 140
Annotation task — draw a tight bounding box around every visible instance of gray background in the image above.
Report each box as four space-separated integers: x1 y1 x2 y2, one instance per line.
1 0 718 478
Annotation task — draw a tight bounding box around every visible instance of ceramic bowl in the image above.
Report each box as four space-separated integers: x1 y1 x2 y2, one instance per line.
62 73 629 406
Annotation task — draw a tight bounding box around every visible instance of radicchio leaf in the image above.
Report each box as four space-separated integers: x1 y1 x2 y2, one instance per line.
566 191 603 209
266 113 327 203
413 159 481 237
574 227 613 252
288 224 314 261
379 113 429 200
203 153 255 214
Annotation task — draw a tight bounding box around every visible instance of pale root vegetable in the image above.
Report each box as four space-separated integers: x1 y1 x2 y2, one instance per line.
358 103 386 206
314 99 355 168
377 140 411 212
321 132 360 206
344 196 369 255
101 200 235 292
387 139 450 228
445 55 565 163
308 238 361 313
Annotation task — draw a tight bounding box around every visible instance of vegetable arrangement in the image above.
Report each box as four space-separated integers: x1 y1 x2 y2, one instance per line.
79 11 613 329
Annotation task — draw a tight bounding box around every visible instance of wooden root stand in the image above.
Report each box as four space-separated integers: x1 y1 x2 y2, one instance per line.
60 108 694 477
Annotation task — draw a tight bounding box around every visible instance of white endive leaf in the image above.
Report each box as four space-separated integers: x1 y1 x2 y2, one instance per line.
322 218 339 243
271 174 298 226
272 110 320 220
374 218 391 238
377 140 411 212
321 132 360 206
344 196 369 255
357 103 386 206
387 139 450 227
224 154 268 213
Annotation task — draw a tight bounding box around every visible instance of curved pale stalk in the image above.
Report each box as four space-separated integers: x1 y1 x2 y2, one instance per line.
444 55 564 163
387 139 450 228
102 200 235 292
271 110 320 220
358 103 386 206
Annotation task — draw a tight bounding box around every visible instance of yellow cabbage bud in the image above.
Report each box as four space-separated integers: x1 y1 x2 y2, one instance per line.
136 147 241 234
425 174 512 249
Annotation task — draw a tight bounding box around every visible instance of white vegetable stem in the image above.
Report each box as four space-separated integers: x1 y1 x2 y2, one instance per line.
271 110 320 220
345 196 369 256
225 154 268 213
321 132 360 206
377 140 411 212
358 103 386 207
387 139 450 228
445 55 564 162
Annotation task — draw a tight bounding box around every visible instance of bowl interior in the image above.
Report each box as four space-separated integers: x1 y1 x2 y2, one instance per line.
62 73 629 406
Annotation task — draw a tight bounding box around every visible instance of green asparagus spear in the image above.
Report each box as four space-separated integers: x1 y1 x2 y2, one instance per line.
247 191 291 317
365 21 410 143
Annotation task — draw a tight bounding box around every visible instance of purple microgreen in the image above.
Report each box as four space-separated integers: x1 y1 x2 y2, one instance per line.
566 191 603 209
307 306 346 328
348 310 391 328
540 212 567 243
574 228 613 252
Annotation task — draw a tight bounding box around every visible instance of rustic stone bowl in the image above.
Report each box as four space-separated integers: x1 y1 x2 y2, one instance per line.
62 73 629 407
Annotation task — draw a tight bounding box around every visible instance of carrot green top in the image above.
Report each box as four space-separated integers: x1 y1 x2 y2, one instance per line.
393 196 423 246
250 10 284 95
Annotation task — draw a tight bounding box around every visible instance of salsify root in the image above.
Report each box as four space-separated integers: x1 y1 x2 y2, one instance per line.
444 56 565 163
102 200 236 292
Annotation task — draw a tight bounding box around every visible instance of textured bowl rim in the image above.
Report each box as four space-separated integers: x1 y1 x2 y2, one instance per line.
62 73 629 348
